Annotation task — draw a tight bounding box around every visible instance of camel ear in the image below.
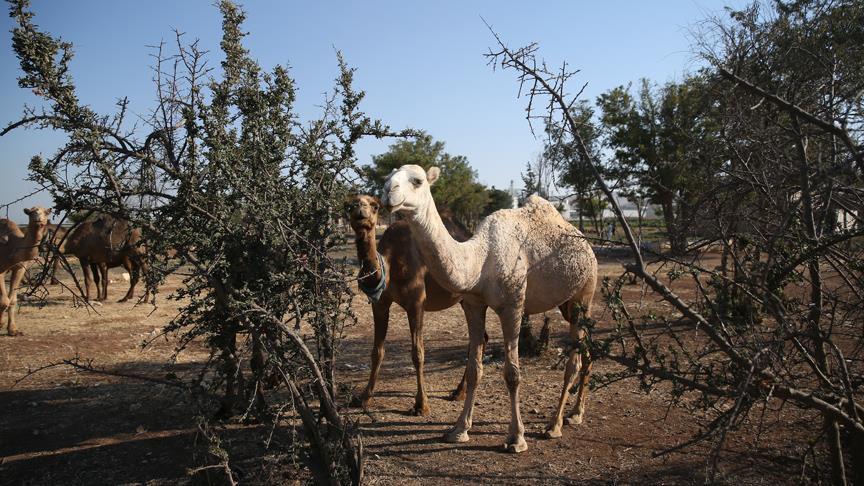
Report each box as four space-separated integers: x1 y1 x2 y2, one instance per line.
23 207 32 216
427 166 441 186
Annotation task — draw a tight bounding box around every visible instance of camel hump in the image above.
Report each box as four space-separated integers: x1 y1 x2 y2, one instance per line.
523 195 565 220
524 194 549 207
0 219 24 245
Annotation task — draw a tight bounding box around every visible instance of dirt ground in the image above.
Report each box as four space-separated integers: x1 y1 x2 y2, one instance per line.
0 255 819 485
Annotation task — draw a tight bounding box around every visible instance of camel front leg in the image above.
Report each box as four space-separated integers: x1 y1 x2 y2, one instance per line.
95 263 108 301
6 266 27 336
407 302 430 416
80 258 94 301
450 301 490 401
0 271 10 335
499 306 528 453
355 300 391 409
445 303 486 444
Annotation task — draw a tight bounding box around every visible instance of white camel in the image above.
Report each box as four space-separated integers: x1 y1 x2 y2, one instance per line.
382 165 597 453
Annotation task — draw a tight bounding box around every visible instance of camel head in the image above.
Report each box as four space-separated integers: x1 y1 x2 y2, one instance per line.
344 194 381 232
23 206 51 226
381 165 440 214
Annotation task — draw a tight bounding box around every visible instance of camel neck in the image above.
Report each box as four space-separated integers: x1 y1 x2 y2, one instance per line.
408 196 483 294
23 221 47 256
354 227 383 289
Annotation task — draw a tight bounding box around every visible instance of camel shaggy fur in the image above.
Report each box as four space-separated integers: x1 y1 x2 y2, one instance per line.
0 206 51 336
382 165 597 453
345 194 484 415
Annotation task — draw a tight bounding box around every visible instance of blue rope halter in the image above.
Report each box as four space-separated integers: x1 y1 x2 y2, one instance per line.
358 251 387 303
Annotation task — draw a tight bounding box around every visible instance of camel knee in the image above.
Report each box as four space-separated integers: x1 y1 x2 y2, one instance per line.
371 344 385 363
504 362 521 392
466 361 483 387
565 352 582 377
411 344 425 370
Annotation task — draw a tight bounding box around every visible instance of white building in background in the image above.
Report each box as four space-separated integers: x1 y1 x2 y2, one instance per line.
548 193 659 222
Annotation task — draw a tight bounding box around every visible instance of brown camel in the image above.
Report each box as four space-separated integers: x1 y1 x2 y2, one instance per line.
63 214 148 302
345 194 486 416
0 206 51 336
383 165 597 452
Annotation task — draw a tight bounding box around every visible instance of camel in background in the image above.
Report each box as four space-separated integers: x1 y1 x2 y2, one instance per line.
63 214 149 303
0 206 51 336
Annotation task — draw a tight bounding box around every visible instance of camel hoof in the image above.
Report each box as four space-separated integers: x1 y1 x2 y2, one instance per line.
565 415 584 426
410 404 431 416
6 330 24 337
448 386 467 402
543 426 563 439
444 429 470 443
118 298 129 303
349 393 371 409
504 436 528 453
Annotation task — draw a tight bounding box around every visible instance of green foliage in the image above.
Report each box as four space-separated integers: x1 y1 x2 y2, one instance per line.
597 75 723 253
519 160 542 201
363 133 489 225
483 186 513 216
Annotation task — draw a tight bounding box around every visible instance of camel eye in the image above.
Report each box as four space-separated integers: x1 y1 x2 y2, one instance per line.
411 177 423 187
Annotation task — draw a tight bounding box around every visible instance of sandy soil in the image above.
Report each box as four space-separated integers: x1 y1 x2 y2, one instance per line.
0 256 818 485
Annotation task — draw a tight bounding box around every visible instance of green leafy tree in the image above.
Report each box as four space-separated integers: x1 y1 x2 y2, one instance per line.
483 186 513 216
598 75 723 254
519 160 540 205
543 100 608 232
363 133 489 225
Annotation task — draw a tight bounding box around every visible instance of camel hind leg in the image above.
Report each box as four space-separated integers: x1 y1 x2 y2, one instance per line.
119 257 136 303
544 273 595 438
407 302 430 416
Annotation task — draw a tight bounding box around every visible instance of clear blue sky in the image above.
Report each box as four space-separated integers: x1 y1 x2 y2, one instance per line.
0 0 744 222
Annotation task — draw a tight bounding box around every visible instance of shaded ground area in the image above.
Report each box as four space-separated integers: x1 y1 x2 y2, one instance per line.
0 256 818 484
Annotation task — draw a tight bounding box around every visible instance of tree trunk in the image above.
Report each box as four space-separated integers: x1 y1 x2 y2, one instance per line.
659 193 685 254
